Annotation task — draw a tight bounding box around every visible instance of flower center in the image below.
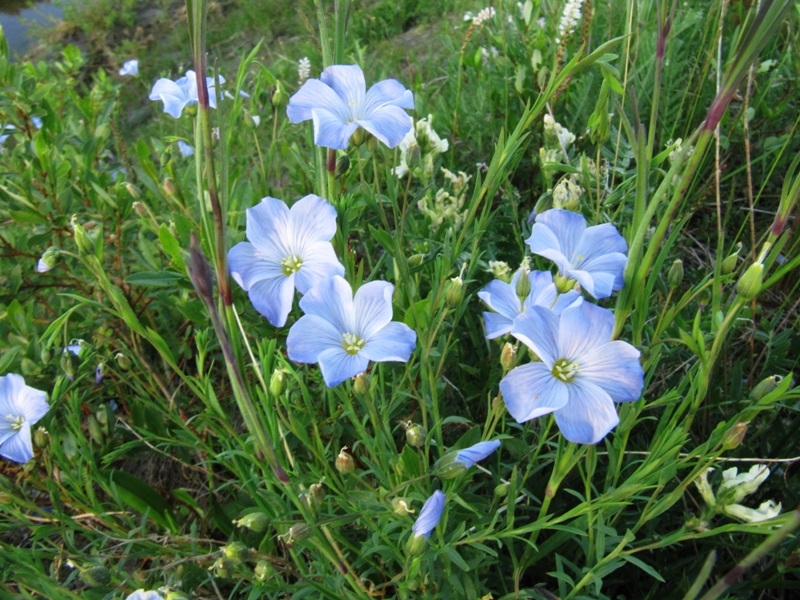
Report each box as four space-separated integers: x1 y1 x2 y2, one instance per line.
342 332 366 355
551 358 580 383
4 414 25 432
281 255 303 275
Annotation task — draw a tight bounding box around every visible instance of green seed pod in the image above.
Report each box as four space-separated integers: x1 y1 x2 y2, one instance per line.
751 374 783 401
668 259 684 288
500 342 516 372
234 511 269 533
736 262 763 300
494 482 510 499
271 81 287 108
124 182 141 199
269 369 286 397
445 276 463 306
433 453 468 480
79 566 112 587
33 426 48 449
353 372 369 395
515 269 531 300
70 215 95 254
115 352 131 371
223 542 249 562
165 591 192 600
405 423 427 448
721 242 742 274
721 422 748 450
408 253 426 267
351 127 366 147
285 523 311 544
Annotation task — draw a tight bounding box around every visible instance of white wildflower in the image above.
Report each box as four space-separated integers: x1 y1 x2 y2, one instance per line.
723 500 782 523
557 0 584 43
719 464 771 503
297 57 311 85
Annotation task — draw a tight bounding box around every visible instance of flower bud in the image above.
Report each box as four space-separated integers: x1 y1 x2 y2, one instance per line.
445 276 463 306
223 542 249 561
34 426 48 449
500 342 516 372
721 242 742 274
405 423 427 448
124 182 141 199
494 482 509 499
721 422 748 450
351 127 366 147
61 351 77 380
335 447 354 474
366 134 378 153
269 369 286 397
115 352 131 370
40 348 52 363
353 372 369 395
335 155 350 179
234 511 269 533
405 532 427 556
163 178 176 197
408 253 426 267
71 215 95 254
254 559 273 582
751 374 783 401
736 263 763 300
209 557 236 579
95 363 105 385
283 523 311 544
271 81 287 108
668 259 683 288
37 246 61 273
515 269 531 300
308 482 325 506
79 566 112 587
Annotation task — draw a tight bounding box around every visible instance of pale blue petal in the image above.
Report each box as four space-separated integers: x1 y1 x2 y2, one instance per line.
478 277 521 322
357 105 414 148
312 109 359 149
320 65 366 115
483 311 513 339
16 385 49 424
568 268 615 299
509 307 560 365
317 347 369 387
576 222 627 257
363 78 415 112
287 78 349 123
119 59 138 76
554 380 619 444
412 490 445 538
227 242 283 290
526 223 572 275
149 78 189 118
288 194 339 247
287 314 345 363
575 252 628 292
245 197 290 252
500 362 569 422
177 140 194 157
293 242 345 294
550 289 582 314
526 270 555 303
354 281 395 339
535 209 586 259
558 303 614 362
455 440 500 468
247 274 296 327
581 340 643 403
360 322 416 362
298 276 355 334
0 423 33 463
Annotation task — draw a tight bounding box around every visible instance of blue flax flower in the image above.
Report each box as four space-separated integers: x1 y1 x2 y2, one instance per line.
0 374 49 463
149 70 225 118
119 59 139 76
525 209 627 300
287 276 416 387
412 490 445 539
478 268 581 339
228 195 344 327
455 440 501 468
287 64 414 150
500 302 643 444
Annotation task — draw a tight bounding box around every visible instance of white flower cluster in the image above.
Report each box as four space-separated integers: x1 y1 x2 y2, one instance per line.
694 464 782 523
419 168 471 230
297 57 311 85
464 6 496 26
392 115 449 179
557 0 584 43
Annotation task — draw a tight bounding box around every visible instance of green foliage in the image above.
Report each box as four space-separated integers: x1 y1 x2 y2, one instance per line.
1 0 800 598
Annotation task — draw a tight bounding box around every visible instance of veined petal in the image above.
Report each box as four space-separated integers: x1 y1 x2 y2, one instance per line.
558 303 614 361
298 276 356 334
319 65 366 115
478 278 522 322
455 440 501 468
149 79 189 118
550 289 583 314
317 347 369 387
247 275 296 327
510 307 560 365
483 311 513 339
354 281 395 339
575 222 627 259
363 79 415 113
534 209 586 259
554 380 619 444
287 78 349 123
500 362 569 422
412 490 445 539
245 197 291 251
16 386 48 424
293 242 345 294
360 321 416 362
357 105 414 149
0 423 33 463
287 314 346 363
568 268 615 299
289 194 339 246
581 340 643 403
575 251 628 291
312 109 359 150
227 242 283 290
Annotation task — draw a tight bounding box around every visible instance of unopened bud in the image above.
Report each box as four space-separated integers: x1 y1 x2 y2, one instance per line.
33 426 48 449
115 352 131 370
269 369 286 397
209 557 236 579
132 201 147 217
79 566 111 587
721 242 742 274
494 482 509 499
668 259 684 288
335 155 350 179
71 215 95 254
234 511 269 532
405 423 427 448
254 559 273 582
283 523 311 544
721 422 748 450
124 182 141 199
40 348 52 363
37 246 61 273
751 374 783 401
405 532 427 556
271 81 287 108
366 134 378 153
408 253 426 267
515 269 531 300
736 262 763 300
223 542 249 561
60 351 77 380
308 483 325 506
335 447 355 474
354 372 369 395
500 342 516 372
351 127 366 147
163 178 176 197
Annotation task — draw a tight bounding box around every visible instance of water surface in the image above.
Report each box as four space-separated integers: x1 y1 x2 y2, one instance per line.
0 0 63 61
